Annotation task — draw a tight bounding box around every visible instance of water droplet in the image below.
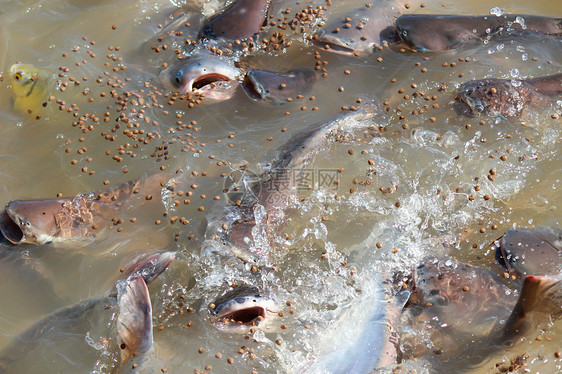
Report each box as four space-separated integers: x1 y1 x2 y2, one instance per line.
515 16 527 29
490 7 505 16
509 68 520 78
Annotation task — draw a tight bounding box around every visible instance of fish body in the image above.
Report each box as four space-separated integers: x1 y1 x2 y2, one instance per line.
242 68 317 105
9 63 56 116
0 175 162 245
199 0 271 41
405 228 562 364
208 109 376 262
297 273 408 374
455 73 562 117
159 54 241 102
396 14 562 51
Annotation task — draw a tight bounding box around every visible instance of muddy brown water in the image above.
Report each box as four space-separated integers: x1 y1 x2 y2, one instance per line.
0 0 560 373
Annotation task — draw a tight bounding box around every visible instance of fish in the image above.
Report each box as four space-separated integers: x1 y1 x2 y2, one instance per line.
199 0 271 41
116 276 154 373
312 1 402 55
0 173 166 245
404 249 562 366
454 73 562 118
242 68 318 105
495 227 562 279
396 14 562 51
0 252 174 374
296 273 409 374
209 285 278 334
206 108 377 262
9 63 57 116
158 54 241 102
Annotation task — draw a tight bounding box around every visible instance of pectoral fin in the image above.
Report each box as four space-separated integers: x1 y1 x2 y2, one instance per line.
502 274 562 339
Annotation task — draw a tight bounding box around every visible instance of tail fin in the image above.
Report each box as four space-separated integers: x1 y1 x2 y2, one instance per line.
117 277 153 365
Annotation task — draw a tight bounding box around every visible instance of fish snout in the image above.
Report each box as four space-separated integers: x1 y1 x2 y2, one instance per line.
0 206 25 244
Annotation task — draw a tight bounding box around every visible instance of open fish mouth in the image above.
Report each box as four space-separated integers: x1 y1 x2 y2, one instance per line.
185 73 233 93
454 92 484 117
242 73 267 100
209 287 276 333
213 304 267 326
0 209 25 244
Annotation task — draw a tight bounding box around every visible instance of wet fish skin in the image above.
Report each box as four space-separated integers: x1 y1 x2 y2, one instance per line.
242 68 318 105
158 55 241 101
212 109 376 262
312 1 401 55
116 276 153 372
454 74 562 118
0 175 163 245
396 14 562 51
407 257 516 322
495 227 562 279
199 0 271 41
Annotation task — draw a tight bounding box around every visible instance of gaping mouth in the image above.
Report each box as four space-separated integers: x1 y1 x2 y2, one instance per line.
0 210 24 244
454 93 480 117
242 74 265 100
184 73 232 94
213 305 266 326
494 235 515 274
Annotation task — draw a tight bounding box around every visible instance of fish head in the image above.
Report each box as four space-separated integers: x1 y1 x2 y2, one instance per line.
9 63 42 99
454 79 508 117
0 199 64 245
159 57 241 102
495 227 562 278
312 28 361 55
396 15 455 51
209 285 277 334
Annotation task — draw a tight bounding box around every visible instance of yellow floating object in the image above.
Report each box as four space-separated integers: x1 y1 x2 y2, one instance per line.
9 63 56 116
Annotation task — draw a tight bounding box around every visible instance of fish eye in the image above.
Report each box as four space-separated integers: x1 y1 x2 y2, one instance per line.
174 70 183 85
401 29 408 37
14 72 23 81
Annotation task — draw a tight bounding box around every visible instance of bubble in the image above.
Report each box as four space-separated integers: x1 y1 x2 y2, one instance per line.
521 53 528 61
515 16 527 29
509 68 520 78
489 7 505 16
